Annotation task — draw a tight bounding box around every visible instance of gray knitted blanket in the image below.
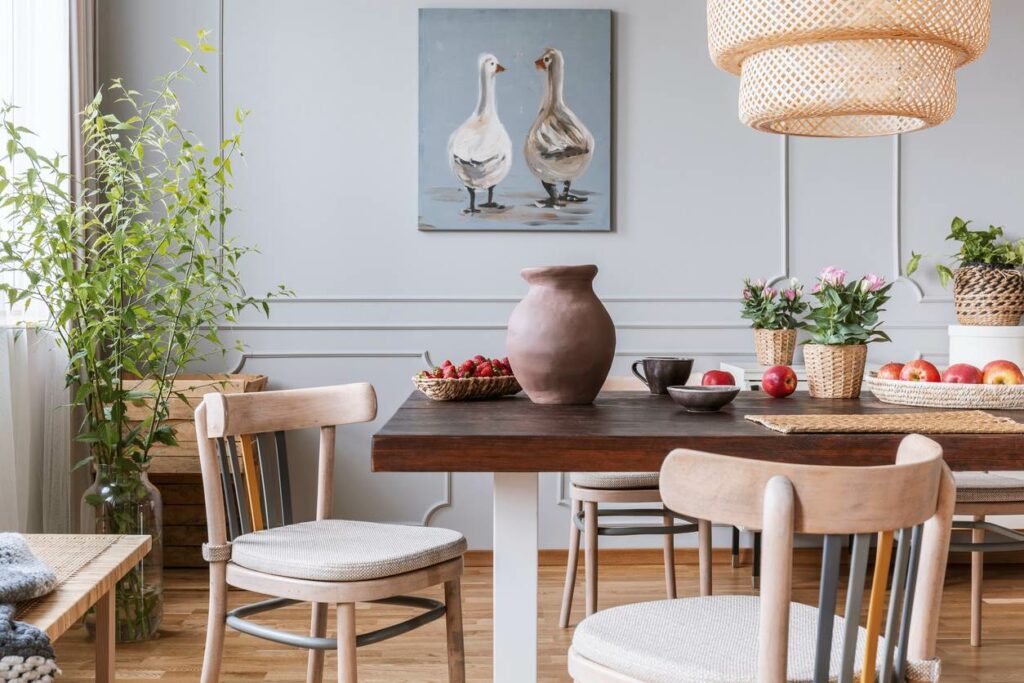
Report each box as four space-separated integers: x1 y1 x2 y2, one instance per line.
0 533 60 681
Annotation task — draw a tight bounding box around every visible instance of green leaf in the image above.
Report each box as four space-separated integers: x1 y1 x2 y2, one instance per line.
937 265 954 288
906 252 921 276
174 37 193 52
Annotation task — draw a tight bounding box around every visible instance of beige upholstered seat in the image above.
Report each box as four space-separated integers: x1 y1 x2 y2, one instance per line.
571 596 940 683
230 519 467 582
570 471 660 489
954 471 1024 504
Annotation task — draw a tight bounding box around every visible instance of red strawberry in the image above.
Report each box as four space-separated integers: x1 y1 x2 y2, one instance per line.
472 354 487 363
442 365 458 379
501 357 513 373
442 359 454 368
475 362 494 378
459 360 476 375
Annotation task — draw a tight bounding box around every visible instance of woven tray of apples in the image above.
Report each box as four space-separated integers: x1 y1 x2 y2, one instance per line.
866 359 1024 410
413 355 521 401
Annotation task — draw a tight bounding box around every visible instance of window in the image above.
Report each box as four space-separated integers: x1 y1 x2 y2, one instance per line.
0 0 69 324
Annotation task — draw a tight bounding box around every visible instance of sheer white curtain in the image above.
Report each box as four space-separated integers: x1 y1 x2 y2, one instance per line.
0 0 72 532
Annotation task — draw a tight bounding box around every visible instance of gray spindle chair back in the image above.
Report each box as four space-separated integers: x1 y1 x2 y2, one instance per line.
659 434 953 683
214 432 293 540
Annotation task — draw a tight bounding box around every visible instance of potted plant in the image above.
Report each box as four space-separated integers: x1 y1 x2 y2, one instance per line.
0 34 286 641
740 277 807 365
907 217 1024 325
801 267 892 399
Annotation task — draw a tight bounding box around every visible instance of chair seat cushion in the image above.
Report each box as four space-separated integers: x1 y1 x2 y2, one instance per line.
229 519 466 582
571 472 660 489
572 596 939 683
954 472 1024 504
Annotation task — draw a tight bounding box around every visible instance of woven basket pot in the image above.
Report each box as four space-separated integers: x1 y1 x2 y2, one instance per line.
803 343 868 399
953 264 1024 326
754 328 797 366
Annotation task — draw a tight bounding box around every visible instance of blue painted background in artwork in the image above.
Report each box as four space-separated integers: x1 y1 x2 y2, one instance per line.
418 9 611 231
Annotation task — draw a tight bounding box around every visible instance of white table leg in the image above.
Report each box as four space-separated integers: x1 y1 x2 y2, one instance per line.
493 472 538 683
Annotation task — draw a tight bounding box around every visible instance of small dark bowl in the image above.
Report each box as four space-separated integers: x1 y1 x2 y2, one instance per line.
667 385 740 412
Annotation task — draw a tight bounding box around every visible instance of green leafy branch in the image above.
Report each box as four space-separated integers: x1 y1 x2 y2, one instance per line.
906 216 1024 287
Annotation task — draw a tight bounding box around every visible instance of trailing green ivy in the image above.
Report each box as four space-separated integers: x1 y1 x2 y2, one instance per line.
907 216 1024 287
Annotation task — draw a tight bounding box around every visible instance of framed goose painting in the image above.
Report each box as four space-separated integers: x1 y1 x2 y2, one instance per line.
418 8 612 232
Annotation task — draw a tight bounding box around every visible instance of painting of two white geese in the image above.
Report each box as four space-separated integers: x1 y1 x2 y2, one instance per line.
419 9 611 231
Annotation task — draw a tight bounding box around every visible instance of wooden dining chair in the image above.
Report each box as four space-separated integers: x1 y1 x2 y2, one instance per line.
194 383 467 683
568 434 955 683
560 376 712 628
949 471 1024 647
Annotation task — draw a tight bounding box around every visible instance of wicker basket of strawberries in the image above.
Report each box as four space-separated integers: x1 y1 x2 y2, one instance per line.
413 355 521 401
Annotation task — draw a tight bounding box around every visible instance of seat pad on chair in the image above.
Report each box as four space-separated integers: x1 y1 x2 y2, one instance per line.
571 596 940 683
954 472 1024 504
229 520 466 582
571 472 660 489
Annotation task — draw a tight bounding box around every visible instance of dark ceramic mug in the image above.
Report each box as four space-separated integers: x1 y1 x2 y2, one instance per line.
631 357 694 395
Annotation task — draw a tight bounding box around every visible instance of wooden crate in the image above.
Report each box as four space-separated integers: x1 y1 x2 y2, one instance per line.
139 374 267 568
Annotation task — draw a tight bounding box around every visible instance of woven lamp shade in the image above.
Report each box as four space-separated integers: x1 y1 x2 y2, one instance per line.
708 0 991 137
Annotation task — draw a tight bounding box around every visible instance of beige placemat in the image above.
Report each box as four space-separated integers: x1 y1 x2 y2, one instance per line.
15 534 121 618
745 410 1024 434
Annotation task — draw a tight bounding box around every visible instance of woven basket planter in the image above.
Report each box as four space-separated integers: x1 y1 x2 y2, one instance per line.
866 375 1024 410
707 0 990 137
803 343 867 399
754 328 797 366
412 375 521 401
953 264 1024 326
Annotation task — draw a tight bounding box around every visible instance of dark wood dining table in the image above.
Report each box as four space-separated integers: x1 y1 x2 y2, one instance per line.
371 390 1024 683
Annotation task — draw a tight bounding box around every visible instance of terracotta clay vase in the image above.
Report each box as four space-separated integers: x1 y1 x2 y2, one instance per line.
507 265 616 405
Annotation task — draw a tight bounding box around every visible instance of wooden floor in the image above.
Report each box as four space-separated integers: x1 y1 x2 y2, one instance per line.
54 560 1023 682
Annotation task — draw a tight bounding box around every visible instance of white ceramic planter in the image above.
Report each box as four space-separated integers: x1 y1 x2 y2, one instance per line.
948 325 1024 369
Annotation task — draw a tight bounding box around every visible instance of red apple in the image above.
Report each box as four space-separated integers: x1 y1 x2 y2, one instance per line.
941 363 983 384
899 359 941 383
877 363 904 380
702 370 736 386
761 365 797 398
982 360 1024 385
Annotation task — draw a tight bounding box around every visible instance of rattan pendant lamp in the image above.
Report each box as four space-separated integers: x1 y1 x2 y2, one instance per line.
707 0 991 137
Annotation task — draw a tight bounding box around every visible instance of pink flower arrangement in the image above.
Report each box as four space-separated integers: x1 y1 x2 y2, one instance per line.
804 266 892 346
740 277 807 330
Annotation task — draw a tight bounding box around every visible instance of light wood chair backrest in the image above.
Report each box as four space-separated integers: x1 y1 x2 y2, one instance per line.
601 376 647 392
660 434 954 683
194 383 378 551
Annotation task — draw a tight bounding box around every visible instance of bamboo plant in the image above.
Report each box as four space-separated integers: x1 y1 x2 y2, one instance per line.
0 32 287 640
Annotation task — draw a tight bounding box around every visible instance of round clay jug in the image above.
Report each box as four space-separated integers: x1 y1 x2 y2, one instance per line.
507 265 616 405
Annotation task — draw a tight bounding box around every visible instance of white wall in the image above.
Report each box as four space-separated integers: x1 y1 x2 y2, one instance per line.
98 0 1024 548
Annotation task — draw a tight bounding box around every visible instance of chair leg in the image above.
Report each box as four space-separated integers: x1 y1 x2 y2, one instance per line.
731 526 740 568
584 500 599 617
751 531 761 590
444 579 466 682
307 603 328 683
698 519 713 597
336 603 357 683
201 562 228 683
560 497 582 628
971 515 984 647
663 512 677 599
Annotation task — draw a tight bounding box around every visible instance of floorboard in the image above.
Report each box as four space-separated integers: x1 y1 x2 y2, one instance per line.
52 561 1023 681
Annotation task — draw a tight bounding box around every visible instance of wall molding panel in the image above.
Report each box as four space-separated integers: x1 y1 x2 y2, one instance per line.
100 0 981 549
